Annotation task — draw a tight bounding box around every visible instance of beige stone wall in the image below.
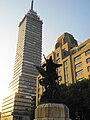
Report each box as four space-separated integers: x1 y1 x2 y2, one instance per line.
72 38 90 82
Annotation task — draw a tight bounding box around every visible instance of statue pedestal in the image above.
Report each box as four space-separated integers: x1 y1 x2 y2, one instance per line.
34 103 71 120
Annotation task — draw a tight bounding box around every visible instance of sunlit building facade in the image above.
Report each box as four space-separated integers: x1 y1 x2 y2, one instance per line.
1 0 42 120
36 33 90 106
72 38 90 82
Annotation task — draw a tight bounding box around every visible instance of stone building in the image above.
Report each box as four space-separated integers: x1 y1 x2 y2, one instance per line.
36 33 90 106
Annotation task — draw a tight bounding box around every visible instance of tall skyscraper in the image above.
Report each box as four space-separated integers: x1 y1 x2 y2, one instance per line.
1 0 42 120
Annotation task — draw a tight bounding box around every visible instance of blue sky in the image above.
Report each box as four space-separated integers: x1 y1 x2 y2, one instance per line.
0 0 90 110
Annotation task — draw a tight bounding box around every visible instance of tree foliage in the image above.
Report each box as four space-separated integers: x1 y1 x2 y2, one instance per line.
55 79 90 120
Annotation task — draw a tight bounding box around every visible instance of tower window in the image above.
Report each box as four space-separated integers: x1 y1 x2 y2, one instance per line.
86 57 90 63
76 69 83 76
56 58 60 64
57 53 59 57
85 49 90 56
75 62 82 69
87 66 90 72
63 60 68 66
74 55 81 62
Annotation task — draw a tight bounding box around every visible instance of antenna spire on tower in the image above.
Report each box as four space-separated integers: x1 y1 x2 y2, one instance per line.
31 0 33 11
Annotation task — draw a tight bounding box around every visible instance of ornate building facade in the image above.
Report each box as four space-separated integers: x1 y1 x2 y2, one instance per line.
36 33 90 106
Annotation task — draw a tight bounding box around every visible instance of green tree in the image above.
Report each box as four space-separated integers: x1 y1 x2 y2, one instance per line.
56 79 90 120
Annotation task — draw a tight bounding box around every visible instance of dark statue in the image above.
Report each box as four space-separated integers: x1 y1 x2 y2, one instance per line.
35 54 62 104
